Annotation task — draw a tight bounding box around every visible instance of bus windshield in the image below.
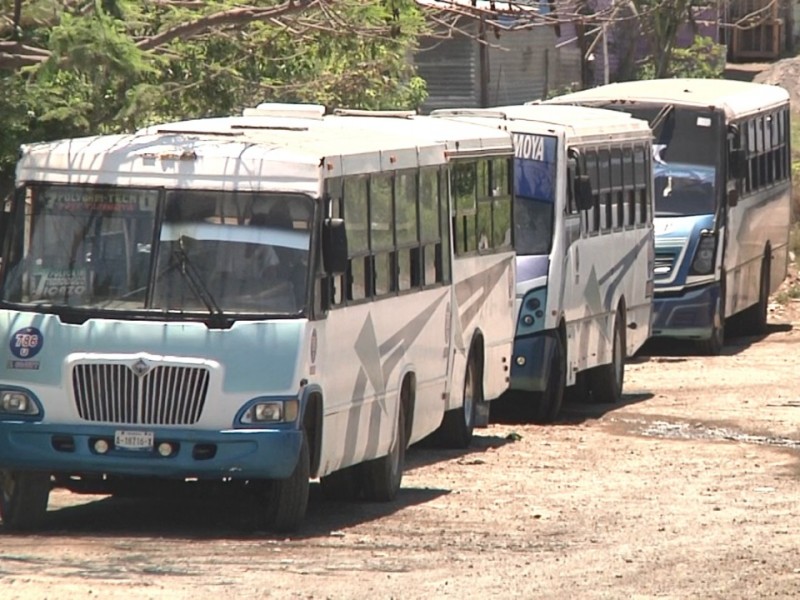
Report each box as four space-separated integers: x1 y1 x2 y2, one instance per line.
513 133 557 255
1 186 314 318
624 105 719 218
654 161 716 217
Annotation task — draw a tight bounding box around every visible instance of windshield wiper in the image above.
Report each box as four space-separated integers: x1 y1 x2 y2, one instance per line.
650 104 674 140
172 236 231 328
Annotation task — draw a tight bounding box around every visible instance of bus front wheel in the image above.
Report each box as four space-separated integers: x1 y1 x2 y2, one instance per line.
0 470 50 531
264 433 310 533
531 332 566 424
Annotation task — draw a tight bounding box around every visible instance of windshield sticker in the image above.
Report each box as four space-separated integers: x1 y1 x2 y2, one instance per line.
9 327 44 360
513 133 557 202
31 269 88 300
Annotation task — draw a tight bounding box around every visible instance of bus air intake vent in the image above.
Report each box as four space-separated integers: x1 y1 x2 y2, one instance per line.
654 253 676 277
72 364 209 425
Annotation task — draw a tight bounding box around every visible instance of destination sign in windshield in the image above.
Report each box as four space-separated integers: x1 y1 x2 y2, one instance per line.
38 187 157 213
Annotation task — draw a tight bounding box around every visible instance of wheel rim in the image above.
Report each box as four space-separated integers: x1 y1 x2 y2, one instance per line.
463 360 475 428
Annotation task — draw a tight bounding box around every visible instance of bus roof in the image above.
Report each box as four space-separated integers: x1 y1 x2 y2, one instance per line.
432 104 652 145
547 78 790 119
16 106 511 194
329 109 513 158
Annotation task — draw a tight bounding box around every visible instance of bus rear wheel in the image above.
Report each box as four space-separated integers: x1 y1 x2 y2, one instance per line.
435 350 479 449
319 464 362 502
740 255 770 336
264 433 310 533
0 470 50 531
361 402 406 502
531 332 566 424
697 287 725 356
590 312 625 404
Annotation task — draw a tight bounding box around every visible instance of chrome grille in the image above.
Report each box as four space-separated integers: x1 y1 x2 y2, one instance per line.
73 363 209 425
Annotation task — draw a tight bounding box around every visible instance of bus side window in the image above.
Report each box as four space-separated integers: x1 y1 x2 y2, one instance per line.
633 145 648 225
343 176 369 303
395 170 419 292
491 158 513 248
419 168 440 287
370 173 394 298
610 147 624 230
623 147 636 227
584 150 600 234
598 148 612 232
452 161 478 255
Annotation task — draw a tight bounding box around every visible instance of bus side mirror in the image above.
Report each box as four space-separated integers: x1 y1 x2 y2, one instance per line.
575 175 594 211
729 148 746 180
727 188 739 208
322 218 348 275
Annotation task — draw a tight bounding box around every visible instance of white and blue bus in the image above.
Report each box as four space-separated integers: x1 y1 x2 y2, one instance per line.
550 79 792 353
433 105 655 422
0 104 516 531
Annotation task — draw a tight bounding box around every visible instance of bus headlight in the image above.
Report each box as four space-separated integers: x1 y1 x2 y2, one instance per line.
691 232 716 275
516 287 548 336
240 399 299 424
0 390 40 416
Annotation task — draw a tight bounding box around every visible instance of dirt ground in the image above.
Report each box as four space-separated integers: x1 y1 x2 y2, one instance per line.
1 297 800 600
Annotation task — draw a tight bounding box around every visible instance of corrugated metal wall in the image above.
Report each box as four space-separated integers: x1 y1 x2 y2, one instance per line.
416 29 481 113
485 26 555 105
415 20 582 113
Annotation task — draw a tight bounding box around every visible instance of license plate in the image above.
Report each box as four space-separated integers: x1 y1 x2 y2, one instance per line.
114 430 154 451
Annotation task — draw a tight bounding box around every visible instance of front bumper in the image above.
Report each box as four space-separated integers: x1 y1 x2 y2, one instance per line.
0 422 302 480
651 281 720 340
508 330 558 393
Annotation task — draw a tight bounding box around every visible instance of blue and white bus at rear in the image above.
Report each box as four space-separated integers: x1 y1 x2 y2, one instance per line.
550 79 792 354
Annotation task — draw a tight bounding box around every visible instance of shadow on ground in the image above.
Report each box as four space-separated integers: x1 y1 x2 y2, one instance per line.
6 479 450 541
2 437 517 540
637 322 792 358
490 390 655 426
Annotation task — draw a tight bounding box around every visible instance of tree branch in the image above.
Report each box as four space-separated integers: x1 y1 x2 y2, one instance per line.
135 0 321 51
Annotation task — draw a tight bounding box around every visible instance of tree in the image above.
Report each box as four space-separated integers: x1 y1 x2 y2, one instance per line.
0 0 430 195
626 0 722 79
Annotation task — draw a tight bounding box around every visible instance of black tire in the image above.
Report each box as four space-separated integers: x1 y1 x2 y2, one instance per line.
590 311 625 404
265 433 310 533
361 402 406 502
435 351 480 449
319 464 361 502
740 255 770 336
531 332 566 423
565 369 590 404
0 470 50 531
697 280 726 356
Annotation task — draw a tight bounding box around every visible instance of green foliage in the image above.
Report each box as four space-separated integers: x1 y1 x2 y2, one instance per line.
637 35 725 80
0 0 429 196
546 82 581 100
